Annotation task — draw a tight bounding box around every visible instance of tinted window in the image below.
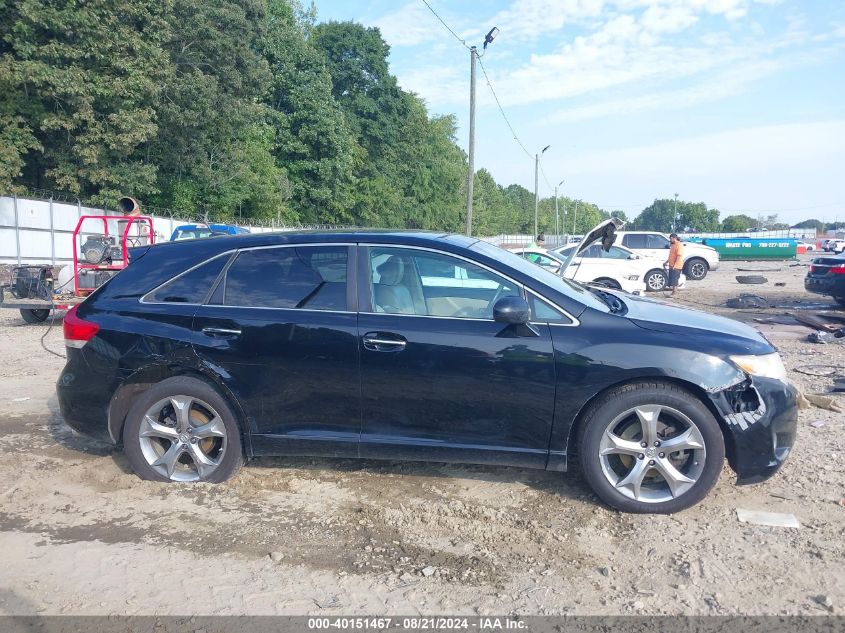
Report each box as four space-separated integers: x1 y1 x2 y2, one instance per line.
147 254 229 303
582 245 631 259
623 234 647 249
224 246 347 310
647 234 670 248
370 247 519 319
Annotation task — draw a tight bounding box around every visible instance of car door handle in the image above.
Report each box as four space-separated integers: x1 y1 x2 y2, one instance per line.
363 333 407 351
202 327 242 337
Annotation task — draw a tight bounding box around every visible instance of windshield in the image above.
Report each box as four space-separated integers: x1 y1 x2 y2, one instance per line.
174 229 214 241
471 240 610 312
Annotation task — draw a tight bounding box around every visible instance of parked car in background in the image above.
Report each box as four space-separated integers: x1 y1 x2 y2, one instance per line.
510 247 564 275
612 231 719 281
826 239 845 254
805 253 845 307
170 223 249 241
550 242 673 292
57 225 797 514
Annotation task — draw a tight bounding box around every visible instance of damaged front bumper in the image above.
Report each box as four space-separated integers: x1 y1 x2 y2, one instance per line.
710 376 798 485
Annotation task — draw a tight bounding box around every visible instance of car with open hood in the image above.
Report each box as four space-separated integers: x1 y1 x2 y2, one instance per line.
56 225 797 514
612 231 719 281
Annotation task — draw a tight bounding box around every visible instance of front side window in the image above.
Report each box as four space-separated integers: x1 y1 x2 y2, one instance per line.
221 246 348 310
146 254 229 303
647 234 671 249
369 247 519 319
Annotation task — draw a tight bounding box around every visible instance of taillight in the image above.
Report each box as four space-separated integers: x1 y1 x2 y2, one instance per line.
831 264 845 274
809 265 817 273
63 305 100 348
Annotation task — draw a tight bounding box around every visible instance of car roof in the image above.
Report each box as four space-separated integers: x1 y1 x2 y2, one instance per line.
150 229 475 254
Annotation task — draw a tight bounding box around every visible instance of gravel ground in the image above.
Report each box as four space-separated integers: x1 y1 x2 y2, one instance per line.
0 256 843 616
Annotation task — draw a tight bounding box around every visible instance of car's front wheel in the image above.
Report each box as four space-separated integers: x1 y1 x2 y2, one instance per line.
684 258 709 281
577 382 725 513
123 376 244 483
644 269 667 292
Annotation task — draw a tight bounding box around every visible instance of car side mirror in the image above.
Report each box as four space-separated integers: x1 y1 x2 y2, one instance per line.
493 296 530 325
628 254 637 259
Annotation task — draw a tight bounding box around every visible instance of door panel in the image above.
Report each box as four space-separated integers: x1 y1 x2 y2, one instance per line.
191 245 360 456
358 246 556 468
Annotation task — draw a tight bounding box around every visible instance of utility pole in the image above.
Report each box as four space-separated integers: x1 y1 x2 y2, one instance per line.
533 145 550 239
573 201 579 235
673 193 678 233
465 46 478 236
554 180 563 246
464 27 499 237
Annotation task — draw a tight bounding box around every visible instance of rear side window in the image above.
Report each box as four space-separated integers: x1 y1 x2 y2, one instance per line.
622 234 647 249
146 254 229 303
222 246 348 310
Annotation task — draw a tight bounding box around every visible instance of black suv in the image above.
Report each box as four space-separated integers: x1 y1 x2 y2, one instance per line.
57 229 797 513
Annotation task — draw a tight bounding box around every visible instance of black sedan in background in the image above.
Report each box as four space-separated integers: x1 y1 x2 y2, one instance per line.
57 227 797 513
805 253 845 307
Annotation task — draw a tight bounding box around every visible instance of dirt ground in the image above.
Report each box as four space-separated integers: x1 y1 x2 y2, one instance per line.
0 255 843 616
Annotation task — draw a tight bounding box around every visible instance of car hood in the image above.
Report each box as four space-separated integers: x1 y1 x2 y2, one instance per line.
622 293 770 350
559 218 625 277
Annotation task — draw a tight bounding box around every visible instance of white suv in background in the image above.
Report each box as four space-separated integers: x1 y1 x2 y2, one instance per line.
613 231 720 281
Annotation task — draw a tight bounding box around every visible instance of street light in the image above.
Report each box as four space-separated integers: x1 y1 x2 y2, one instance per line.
673 192 679 233
534 145 550 239
465 26 499 236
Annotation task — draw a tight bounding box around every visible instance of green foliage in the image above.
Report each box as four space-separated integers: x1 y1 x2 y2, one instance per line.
721 214 757 232
634 199 720 233
0 0 172 202
792 219 824 231
2 1 747 234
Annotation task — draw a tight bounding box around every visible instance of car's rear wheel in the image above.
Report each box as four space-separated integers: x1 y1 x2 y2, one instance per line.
684 258 709 281
123 376 243 483
20 308 50 323
577 382 724 513
644 269 667 292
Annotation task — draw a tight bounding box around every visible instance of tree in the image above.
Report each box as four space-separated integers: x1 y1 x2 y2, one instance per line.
634 199 720 232
0 0 172 202
149 0 287 220
261 0 355 224
721 214 756 232
792 219 824 232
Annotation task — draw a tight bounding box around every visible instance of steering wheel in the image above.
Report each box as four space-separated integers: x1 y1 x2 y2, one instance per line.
452 285 508 319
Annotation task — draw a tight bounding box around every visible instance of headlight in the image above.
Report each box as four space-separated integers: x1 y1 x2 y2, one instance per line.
729 353 787 382
626 275 640 281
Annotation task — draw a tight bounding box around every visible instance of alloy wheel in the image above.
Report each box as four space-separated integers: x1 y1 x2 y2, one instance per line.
138 395 227 482
598 404 706 503
645 271 666 291
689 261 707 280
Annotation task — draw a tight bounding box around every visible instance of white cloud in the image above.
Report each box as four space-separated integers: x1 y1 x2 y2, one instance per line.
373 2 446 47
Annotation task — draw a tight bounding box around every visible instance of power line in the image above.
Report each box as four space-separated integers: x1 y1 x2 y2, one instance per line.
418 0 470 50
538 162 555 193
476 56 534 161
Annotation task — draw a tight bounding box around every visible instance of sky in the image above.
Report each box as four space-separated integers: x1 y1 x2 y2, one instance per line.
313 0 845 225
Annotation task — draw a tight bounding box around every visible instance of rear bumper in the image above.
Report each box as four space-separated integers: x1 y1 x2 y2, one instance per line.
715 377 797 485
805 275 845 298
56 347 118 444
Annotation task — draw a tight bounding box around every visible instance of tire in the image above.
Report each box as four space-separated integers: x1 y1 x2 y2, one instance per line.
684 258 709 281
123 376 244 483
593 278 622 290
20 308 49 323
577 382 725 514
644 269 667 292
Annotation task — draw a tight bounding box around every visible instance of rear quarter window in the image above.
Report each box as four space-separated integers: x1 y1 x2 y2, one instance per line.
145 254 230 304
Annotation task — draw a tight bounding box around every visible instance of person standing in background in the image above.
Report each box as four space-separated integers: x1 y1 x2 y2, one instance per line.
665 233 684 295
